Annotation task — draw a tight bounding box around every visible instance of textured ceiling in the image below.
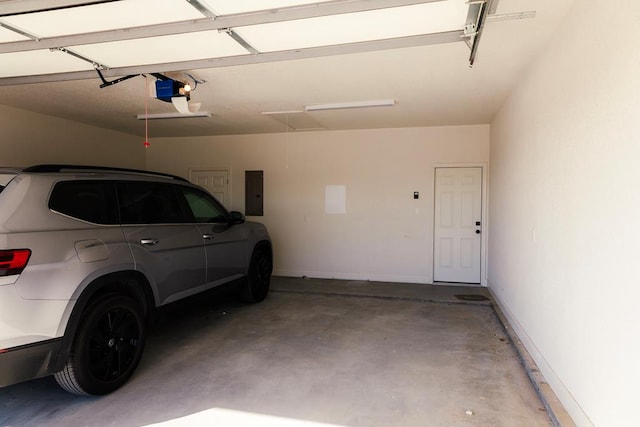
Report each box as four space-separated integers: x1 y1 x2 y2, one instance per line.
0 0 576 137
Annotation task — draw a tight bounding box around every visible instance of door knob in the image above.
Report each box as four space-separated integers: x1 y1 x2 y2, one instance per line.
475 230 481 234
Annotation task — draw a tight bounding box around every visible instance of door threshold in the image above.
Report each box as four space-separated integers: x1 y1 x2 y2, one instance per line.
433 281 483 287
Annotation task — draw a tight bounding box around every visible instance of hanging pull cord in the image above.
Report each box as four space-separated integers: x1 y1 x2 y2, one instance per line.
144 75 150 148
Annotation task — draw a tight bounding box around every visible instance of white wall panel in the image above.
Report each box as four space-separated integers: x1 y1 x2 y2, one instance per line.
0 104 145 168
146 125 489 284
489 0 640 425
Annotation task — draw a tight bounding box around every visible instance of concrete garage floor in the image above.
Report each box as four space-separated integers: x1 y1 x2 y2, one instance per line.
1 277 552 427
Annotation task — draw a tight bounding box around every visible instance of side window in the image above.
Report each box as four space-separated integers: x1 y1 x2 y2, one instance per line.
181 187 229 224
117 182 189 224
49 181 117 224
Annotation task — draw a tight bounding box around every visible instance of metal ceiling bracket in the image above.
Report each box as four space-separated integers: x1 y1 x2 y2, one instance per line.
464 1 485 37
221 28 260 55
95 69 138 88
466 0 492 67
50 46 107 70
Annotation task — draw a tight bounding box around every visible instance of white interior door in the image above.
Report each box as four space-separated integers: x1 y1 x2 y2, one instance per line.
190 170 229 207
434 167 482 283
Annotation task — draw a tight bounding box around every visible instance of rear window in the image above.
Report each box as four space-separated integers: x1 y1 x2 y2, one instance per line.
116 182 190 224
49 181 118 224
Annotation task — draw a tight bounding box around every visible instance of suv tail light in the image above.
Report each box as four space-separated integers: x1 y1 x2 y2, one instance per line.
0 249 31 276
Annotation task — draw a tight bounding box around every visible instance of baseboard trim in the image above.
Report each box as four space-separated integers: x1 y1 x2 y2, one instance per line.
272 269 430 285
488 287 581 427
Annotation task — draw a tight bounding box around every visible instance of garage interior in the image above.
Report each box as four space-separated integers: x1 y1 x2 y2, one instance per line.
0 0 638 426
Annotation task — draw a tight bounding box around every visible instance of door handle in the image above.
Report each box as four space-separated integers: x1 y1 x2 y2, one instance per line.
202 234 214 240
140 239 159 246
475 230 481 234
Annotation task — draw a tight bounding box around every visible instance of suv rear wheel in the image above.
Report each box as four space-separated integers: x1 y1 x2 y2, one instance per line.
54 295 145 395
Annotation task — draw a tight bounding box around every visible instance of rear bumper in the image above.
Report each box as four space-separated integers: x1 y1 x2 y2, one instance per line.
0 338 62 387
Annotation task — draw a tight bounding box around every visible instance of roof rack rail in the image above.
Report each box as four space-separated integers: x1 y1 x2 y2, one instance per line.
22 164 189 183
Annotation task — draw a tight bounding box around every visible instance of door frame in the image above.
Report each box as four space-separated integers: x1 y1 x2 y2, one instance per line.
189 168 232 208
432 163 488 287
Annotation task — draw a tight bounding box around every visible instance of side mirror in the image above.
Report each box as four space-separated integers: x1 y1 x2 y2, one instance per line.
229 211 245 224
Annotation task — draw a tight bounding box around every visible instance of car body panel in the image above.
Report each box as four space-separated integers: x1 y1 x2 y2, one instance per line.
0 283 69 345
196 222 249 282
9 228 131 301
122 224 206 305
0 338 62 388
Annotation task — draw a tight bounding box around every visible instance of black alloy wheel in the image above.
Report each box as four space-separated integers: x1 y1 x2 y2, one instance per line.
54 295 146 395
241 248 272 303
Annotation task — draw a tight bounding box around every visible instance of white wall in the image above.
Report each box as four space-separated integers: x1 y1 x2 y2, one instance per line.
147 125 489 284
489 1 640 425
1 104 145 168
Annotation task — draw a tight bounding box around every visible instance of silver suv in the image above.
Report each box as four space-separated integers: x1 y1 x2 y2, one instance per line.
0 165 272 395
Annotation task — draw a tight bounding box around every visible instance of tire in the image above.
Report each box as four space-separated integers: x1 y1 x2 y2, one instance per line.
54 295 145 395
241 248 273 303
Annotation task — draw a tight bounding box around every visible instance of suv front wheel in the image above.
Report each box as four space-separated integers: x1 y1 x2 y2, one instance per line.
240 248 273 303
54 294 146 395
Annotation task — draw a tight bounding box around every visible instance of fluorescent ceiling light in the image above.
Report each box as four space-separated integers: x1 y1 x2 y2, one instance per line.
260 110 304 115
305 99 395 112
487 11 537 23
136 112 212 120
